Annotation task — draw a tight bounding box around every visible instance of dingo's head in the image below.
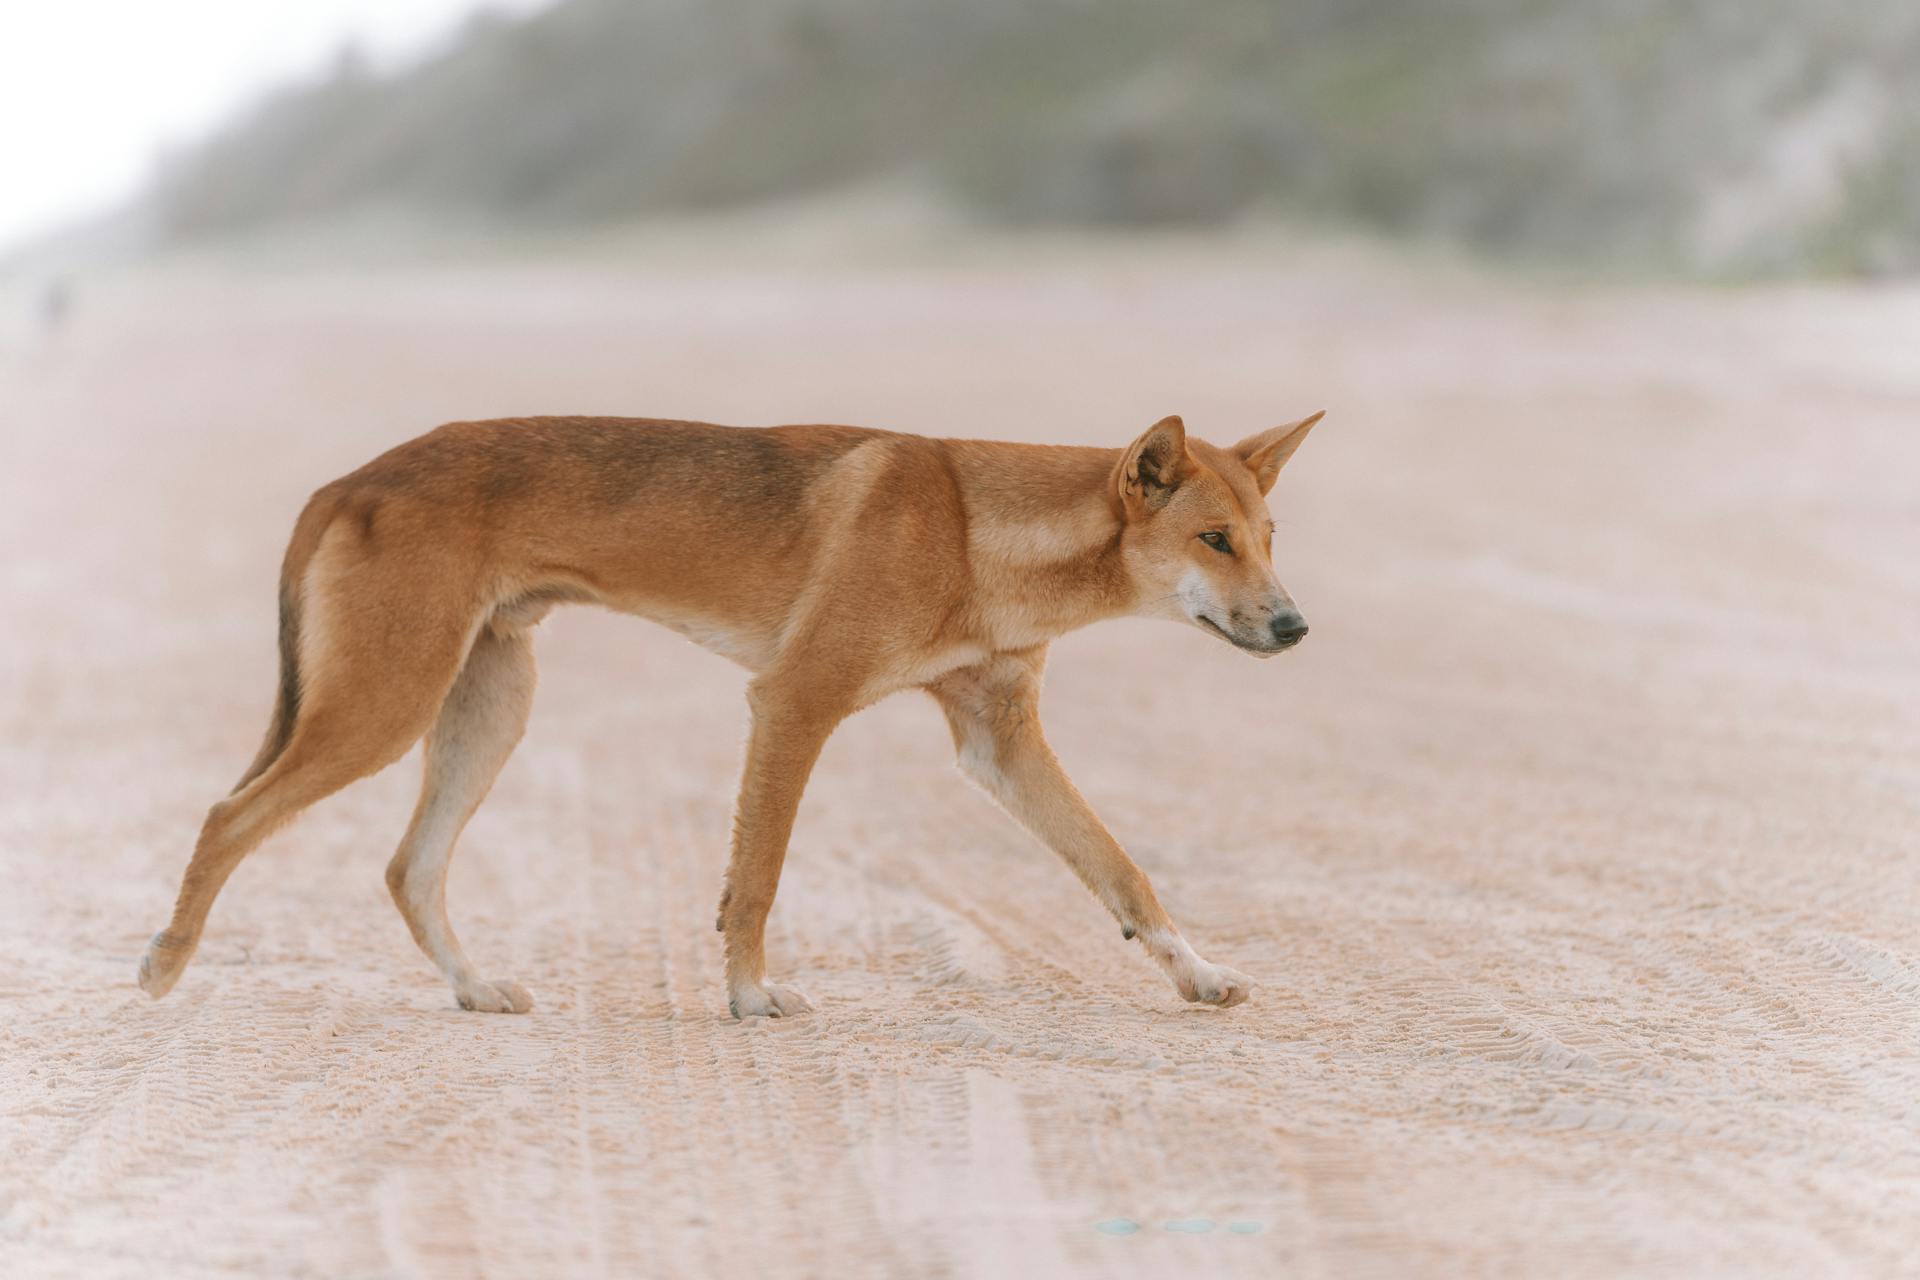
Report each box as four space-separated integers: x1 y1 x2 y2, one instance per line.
1115 411 1323 657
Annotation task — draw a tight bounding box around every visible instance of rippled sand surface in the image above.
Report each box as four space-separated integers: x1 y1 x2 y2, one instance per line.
2 250 1917 1277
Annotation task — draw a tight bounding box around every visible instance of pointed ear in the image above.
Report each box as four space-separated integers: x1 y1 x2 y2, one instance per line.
1234 410 1325 495
1117 415 1194 514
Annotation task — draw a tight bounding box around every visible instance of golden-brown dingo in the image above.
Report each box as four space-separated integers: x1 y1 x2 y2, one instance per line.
139 411 1322 1017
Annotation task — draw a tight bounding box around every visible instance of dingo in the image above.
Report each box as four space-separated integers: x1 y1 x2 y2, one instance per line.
139 411 1322 1017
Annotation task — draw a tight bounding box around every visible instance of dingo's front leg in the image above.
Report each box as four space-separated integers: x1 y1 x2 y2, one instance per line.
716 677 846 1019
928 649 1252 1009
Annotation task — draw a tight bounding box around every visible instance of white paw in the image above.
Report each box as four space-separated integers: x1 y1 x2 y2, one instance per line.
1181 962 1252 1008
729 981 814 1019
455 978 534 1014
137 931 189 999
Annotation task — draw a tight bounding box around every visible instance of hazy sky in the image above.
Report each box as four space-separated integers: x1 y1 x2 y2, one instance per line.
0 0 552 250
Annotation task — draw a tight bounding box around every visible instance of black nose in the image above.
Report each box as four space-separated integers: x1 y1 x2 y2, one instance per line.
1269 611 1309 649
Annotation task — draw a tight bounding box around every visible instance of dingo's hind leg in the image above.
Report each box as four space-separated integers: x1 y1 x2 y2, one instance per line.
385 619 538 1013
140 519 482 1000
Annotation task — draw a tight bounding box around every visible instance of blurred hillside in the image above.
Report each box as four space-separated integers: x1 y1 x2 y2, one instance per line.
146 0 1920 277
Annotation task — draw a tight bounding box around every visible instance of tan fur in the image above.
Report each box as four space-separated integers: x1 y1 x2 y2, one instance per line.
138 411 1323 1017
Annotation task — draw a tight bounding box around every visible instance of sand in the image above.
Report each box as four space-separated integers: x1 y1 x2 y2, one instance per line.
1 245 1917 1278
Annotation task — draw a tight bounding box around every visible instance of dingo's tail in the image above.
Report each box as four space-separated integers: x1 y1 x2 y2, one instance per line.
231 493 333 793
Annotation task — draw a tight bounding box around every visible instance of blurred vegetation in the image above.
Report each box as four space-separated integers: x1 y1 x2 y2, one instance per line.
149 0 1920 277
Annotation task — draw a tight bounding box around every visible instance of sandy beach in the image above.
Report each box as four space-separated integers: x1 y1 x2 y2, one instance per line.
2 246 1917 1277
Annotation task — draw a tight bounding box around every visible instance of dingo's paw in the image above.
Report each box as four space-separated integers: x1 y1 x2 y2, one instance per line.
729 981 814 1019
137 931 189 999
455 978 534 1014
1181 962 1252 1008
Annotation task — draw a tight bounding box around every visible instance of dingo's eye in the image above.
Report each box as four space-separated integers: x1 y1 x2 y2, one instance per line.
1198 531 1232 554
